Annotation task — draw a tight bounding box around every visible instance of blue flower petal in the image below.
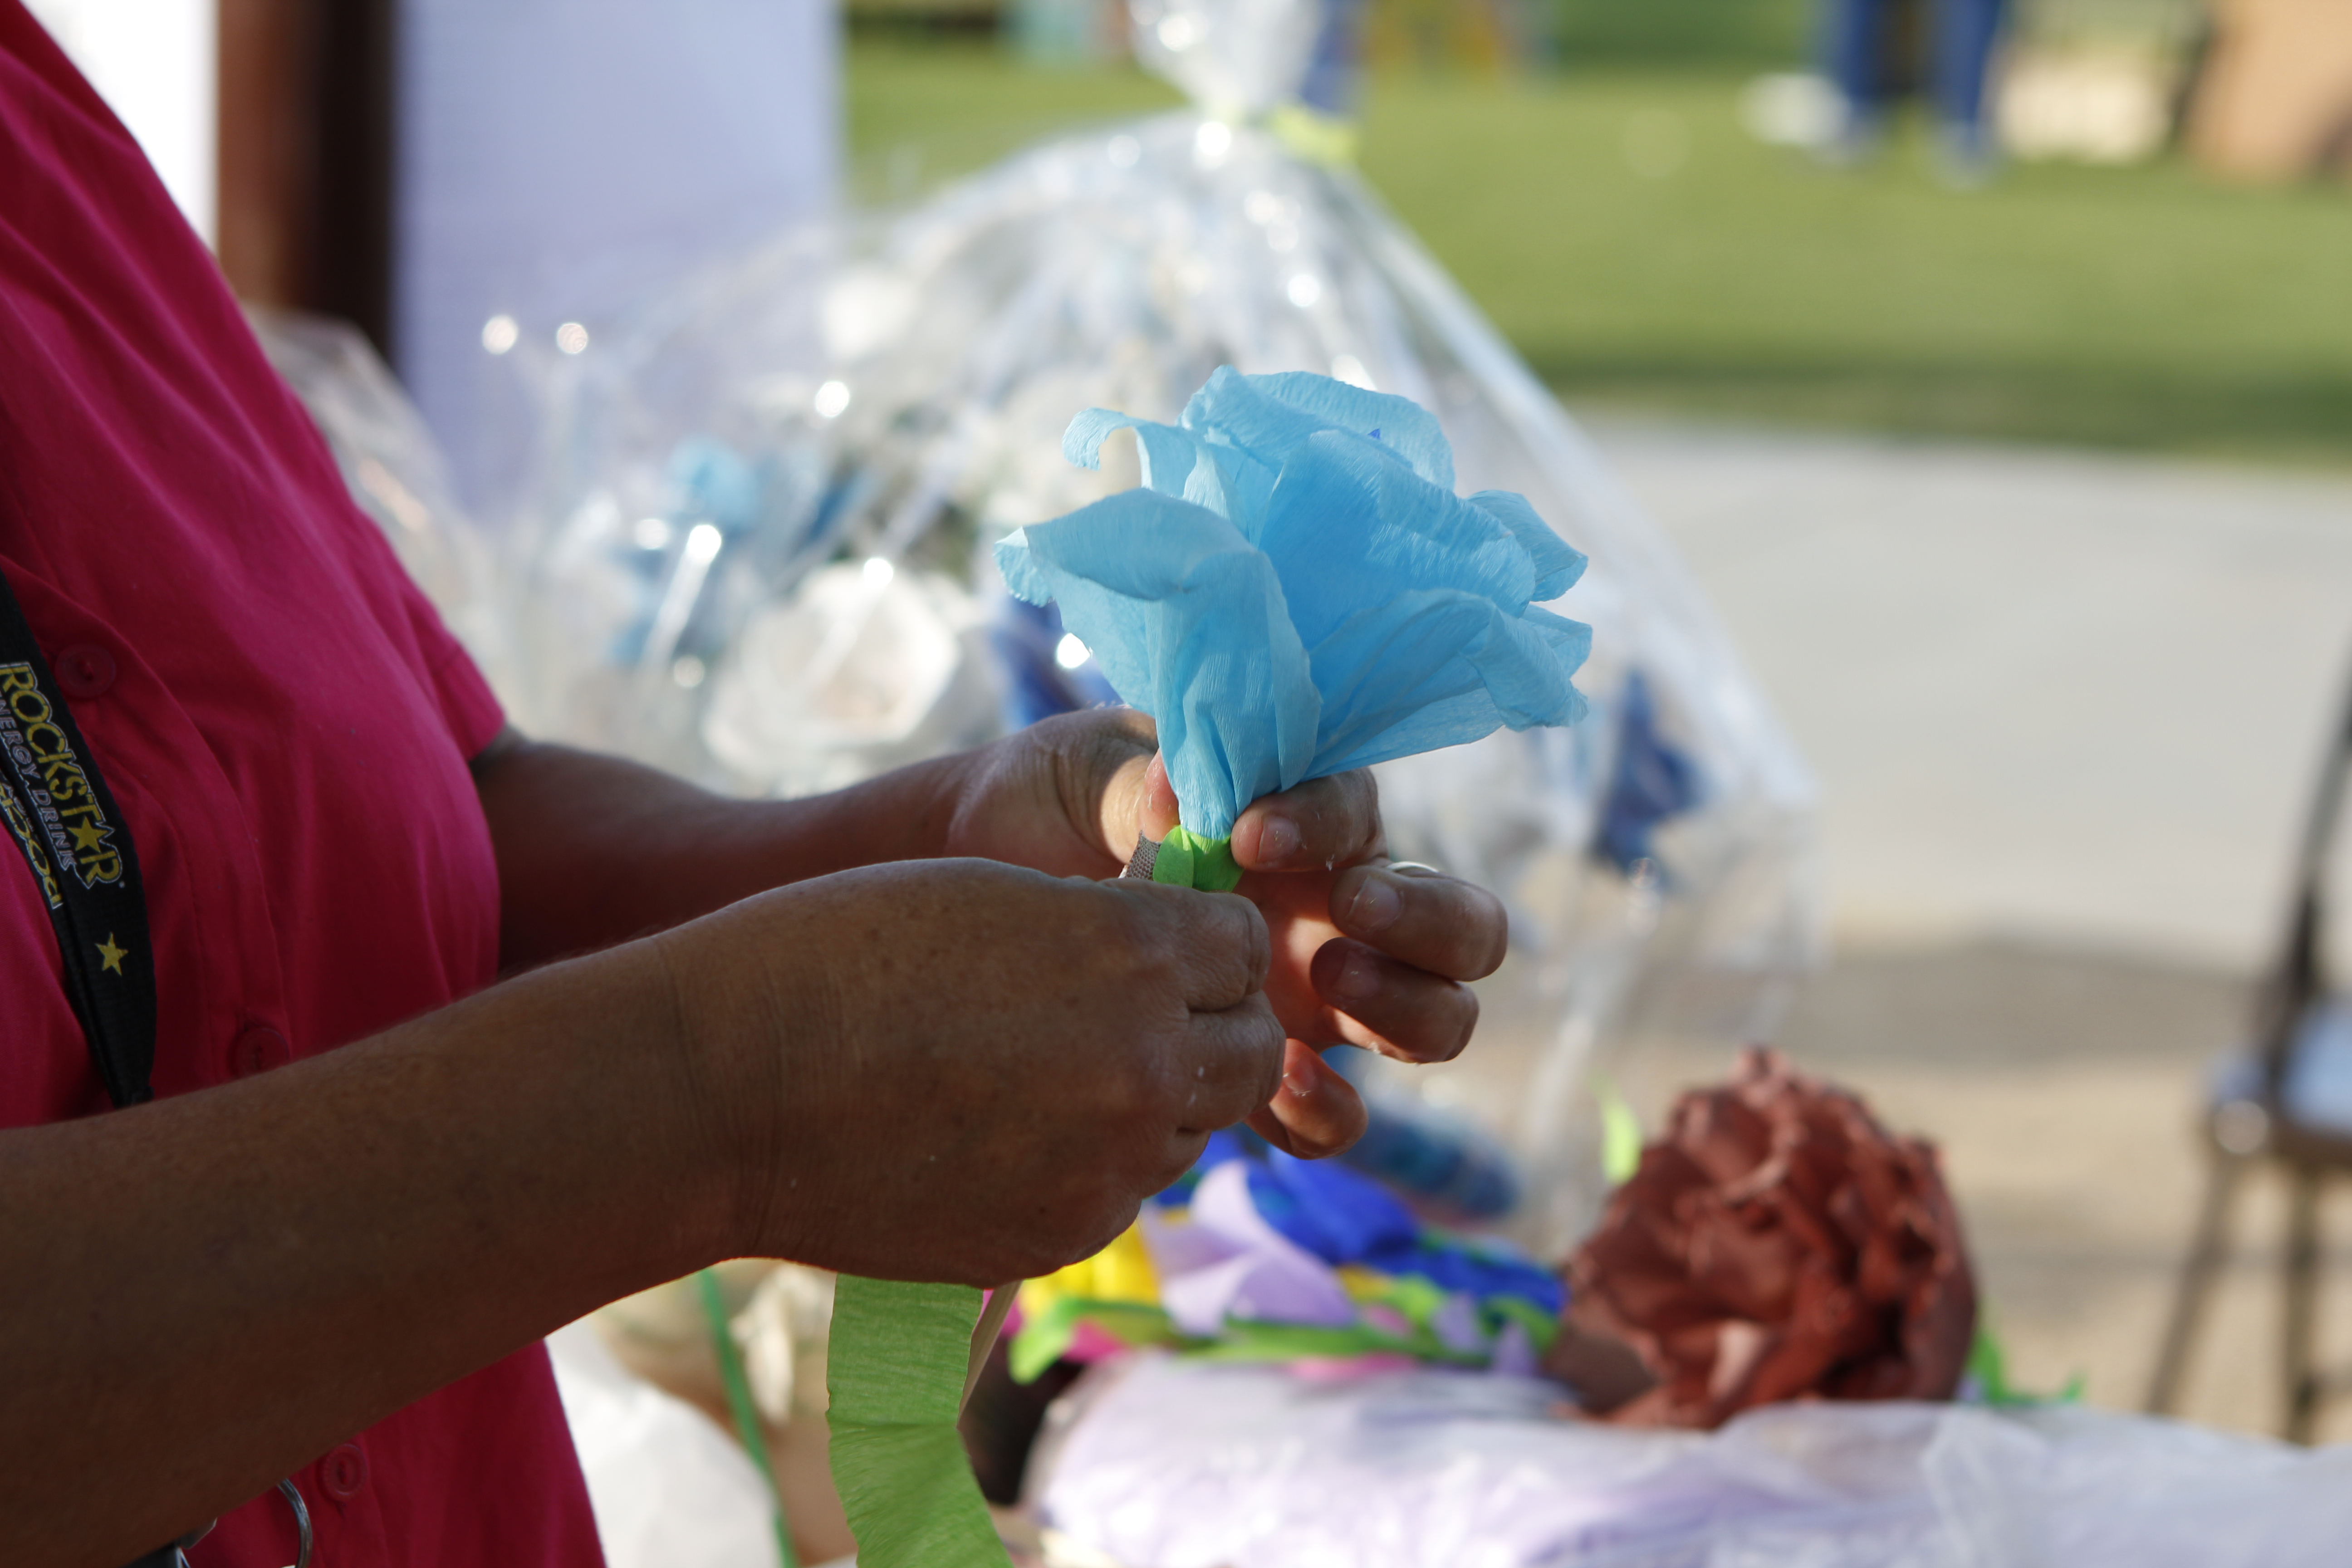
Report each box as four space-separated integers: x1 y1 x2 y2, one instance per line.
1064 410 1240 519
1307 592 1591 777
1182 366 1455 493
1466 490 1588 603
1257 433 1540 653
998 488 1318 838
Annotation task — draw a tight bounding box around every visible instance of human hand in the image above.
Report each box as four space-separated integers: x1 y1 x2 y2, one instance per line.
659 857 1283 1286
942 711 1509 1160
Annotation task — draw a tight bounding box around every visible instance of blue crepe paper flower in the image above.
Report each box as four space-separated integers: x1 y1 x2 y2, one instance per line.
995 368 1592 862
1245 1149 1421 1264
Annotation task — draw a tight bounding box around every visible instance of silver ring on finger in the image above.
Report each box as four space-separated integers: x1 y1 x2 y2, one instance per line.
1385 860 1445 877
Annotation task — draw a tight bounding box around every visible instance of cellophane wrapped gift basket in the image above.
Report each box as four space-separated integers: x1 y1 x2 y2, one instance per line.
492 0 1818 1269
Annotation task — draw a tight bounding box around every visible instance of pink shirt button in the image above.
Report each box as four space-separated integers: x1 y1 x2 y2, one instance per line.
321 1442 368 1501
53 643 115 699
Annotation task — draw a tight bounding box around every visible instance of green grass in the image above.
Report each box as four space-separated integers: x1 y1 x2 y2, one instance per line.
843 41 1181 202
1362 72 2352 464
1546 0 1811 67
848 40 2352 468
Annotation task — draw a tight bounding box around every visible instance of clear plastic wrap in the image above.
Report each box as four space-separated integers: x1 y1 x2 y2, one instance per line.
468 3 1816 1253
1028 1355 2352 1568
245 308 527 712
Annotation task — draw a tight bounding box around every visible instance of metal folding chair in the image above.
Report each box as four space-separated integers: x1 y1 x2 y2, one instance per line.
2147 658 2352 1441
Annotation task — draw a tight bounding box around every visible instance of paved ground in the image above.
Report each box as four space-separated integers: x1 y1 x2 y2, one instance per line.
1585 418 2352 967
1578 418 2352 1441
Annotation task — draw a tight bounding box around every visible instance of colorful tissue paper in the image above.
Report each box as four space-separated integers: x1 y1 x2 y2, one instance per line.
995 368 1592 882
1011 1133 1563 1382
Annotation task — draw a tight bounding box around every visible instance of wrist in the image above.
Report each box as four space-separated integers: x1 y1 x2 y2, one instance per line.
642 890 836 1264
758 748 984 871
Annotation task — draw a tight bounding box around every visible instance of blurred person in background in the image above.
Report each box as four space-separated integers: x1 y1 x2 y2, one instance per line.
0 6 1508 1566
1822 0 2009 177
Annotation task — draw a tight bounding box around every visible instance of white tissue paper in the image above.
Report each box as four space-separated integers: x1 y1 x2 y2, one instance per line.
1030 1355 2352 1568
546 1322 784 1568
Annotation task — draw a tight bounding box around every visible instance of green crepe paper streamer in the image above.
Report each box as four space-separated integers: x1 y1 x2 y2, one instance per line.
826 1277 1008 1568
1018 1285 1560 1376
1965 1323 2013 1405
1966 1320 2085 1408
1596 1073 1645 1186
1343 1265 1558 1363
1151 826 1242 892
1486 1294 1562 1357
1356 1265 1448 1327
1188 1319 1484 1367
1008 1297 1176 1383
696 1270 799 1568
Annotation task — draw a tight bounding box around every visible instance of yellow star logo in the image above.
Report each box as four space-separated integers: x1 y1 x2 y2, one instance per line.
96 933 127 975
69 820 107 853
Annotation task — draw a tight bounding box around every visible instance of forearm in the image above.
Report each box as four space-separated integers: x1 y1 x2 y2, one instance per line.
0 935 740 1568
476 734 974 971
475 713 1160 973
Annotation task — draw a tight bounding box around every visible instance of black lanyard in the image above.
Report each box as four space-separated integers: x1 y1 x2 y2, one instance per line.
0 568 310 1568
0 566 156 1109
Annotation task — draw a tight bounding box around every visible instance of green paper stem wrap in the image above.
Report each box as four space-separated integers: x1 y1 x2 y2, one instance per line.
1149 826 1242 892
826 1276 1009 1568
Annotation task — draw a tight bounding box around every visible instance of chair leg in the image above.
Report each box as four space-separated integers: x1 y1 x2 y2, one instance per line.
2283 1163 2325 1443
2147 1151 2244 1414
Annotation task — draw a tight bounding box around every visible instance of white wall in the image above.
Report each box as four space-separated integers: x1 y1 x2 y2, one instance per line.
23 0 217 244
396 0 839 511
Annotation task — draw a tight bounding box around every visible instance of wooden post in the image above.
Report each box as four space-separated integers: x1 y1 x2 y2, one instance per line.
216 0 397 357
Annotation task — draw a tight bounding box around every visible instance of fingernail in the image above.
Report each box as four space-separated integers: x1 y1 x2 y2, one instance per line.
1345 874 1401 934
1333 951 1381 1001
1283 1053 1321 1099
1255 814 1301 867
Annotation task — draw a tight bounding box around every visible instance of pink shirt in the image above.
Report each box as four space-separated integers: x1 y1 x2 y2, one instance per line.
0 8 604 1563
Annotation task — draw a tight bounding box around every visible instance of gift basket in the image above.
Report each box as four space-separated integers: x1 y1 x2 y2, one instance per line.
487 0 1817 1263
